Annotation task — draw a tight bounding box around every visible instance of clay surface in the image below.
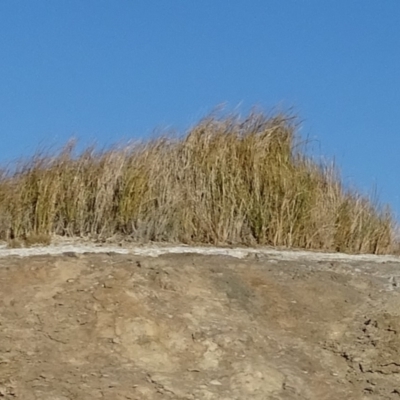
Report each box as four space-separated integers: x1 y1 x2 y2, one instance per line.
0 249 400 399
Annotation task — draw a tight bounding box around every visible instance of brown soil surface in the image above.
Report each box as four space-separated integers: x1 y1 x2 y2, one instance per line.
0 250 400 399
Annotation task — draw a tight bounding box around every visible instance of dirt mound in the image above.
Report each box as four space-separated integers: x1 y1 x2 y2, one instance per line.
0 250 399 399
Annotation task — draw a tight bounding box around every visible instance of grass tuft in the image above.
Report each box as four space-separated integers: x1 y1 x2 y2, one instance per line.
0 111 396 254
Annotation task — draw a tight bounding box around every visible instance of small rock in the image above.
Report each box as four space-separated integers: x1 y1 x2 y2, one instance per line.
63 251 79 258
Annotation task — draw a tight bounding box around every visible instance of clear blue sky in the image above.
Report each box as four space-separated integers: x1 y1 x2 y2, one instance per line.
1 1 399 217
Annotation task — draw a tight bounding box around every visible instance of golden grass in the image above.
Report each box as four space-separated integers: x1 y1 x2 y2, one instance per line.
0 111 395 253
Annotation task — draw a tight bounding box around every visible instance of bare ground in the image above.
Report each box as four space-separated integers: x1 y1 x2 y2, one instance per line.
0 247 400 399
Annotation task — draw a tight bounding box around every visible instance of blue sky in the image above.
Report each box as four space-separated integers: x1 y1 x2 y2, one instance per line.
1 1 399 217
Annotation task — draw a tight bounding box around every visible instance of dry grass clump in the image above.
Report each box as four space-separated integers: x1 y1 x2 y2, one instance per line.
0 111 395 254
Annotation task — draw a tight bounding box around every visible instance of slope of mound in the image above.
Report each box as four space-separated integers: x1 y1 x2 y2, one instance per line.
0 244 399 399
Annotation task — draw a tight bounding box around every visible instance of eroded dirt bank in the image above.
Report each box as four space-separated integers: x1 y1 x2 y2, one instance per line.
0 249 400 399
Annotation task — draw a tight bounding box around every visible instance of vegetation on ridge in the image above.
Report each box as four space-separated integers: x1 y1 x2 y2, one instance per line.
0 111 395 254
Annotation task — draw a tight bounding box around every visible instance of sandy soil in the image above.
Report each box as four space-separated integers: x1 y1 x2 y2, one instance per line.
0 243 400 399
